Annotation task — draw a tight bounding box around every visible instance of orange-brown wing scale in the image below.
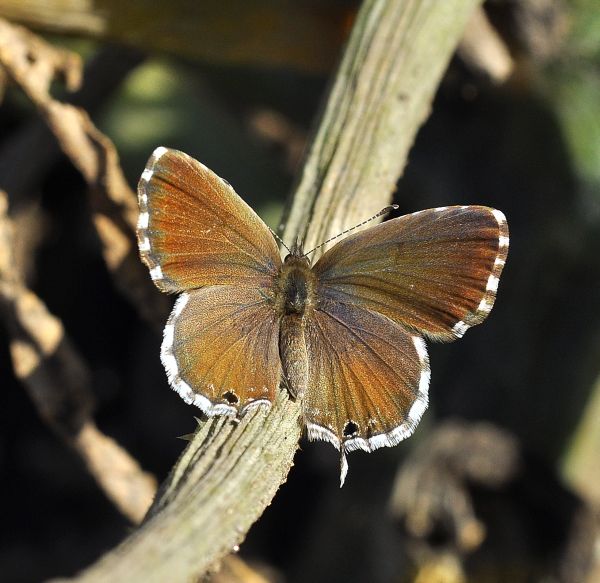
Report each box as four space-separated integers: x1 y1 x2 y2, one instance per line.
314 206 509 340
137 147 281 293
161 285 281 415
303 300 430 485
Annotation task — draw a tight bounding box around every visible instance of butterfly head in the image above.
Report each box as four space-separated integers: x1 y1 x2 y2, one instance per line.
286 238 308 261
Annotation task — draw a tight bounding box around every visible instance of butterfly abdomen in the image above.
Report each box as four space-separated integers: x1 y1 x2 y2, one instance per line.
275 254 317 399
279 315 308 399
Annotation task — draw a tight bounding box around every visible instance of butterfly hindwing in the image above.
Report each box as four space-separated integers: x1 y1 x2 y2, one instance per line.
313 206 508 340
137 147 281 293
303 300 430 485
162 285 281 415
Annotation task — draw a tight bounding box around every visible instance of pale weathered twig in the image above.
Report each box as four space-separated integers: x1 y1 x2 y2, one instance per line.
0 190 157 523
68 1 484 581
0 18 169 330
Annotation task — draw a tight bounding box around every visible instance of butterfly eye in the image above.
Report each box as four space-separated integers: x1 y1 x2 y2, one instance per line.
222 391 239 405
343 421 360 437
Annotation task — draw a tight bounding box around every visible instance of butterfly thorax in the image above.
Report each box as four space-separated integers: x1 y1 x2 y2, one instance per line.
275 253 317 317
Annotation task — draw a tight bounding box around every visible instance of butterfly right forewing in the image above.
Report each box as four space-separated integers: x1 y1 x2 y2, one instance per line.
313 206 508 340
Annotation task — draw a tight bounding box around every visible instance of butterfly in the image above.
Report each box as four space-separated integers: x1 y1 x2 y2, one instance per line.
137 147 509 485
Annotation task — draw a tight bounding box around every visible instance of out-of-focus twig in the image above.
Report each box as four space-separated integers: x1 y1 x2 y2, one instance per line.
247 108 307 173
389 420 598 583
0 190 157 523
487 0 569 63
458 6 513 84
0 0 353 73
0 45 145 206
563 373 600 506
0 18 169 329
390 421 520 553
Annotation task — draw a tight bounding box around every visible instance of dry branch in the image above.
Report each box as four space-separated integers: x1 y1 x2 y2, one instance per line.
0 18 169 330
0 0 351 73
0 190 157 523
68 1 484 581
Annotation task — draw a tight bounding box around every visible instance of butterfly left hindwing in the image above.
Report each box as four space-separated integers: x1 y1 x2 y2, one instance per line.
162 286 281 416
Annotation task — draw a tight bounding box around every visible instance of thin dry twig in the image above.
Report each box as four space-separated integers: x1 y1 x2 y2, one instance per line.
0 189 157 523
0 17 169 329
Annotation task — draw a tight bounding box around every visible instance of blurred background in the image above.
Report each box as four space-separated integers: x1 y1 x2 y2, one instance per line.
0 1 599 582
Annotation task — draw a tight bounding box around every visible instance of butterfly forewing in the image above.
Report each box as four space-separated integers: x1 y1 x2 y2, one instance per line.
313 206 508 340
137 147 281 293
303 301 430 485
162 286 281 415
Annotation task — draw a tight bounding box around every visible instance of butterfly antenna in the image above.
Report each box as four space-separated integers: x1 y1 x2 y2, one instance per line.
269 226 291 254
303 204 398 257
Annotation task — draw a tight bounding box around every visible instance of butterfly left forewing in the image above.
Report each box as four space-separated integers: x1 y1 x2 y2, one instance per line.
138 147 281 293
303 300 430 485
313 206 508 340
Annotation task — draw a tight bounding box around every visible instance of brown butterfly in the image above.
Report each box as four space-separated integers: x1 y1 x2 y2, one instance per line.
137 147 509 485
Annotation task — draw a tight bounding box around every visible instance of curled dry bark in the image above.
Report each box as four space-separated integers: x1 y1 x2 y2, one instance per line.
0 18 272 582
0 14 163 524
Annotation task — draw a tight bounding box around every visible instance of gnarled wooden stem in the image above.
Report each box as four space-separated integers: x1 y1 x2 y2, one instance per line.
69 1 483 581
